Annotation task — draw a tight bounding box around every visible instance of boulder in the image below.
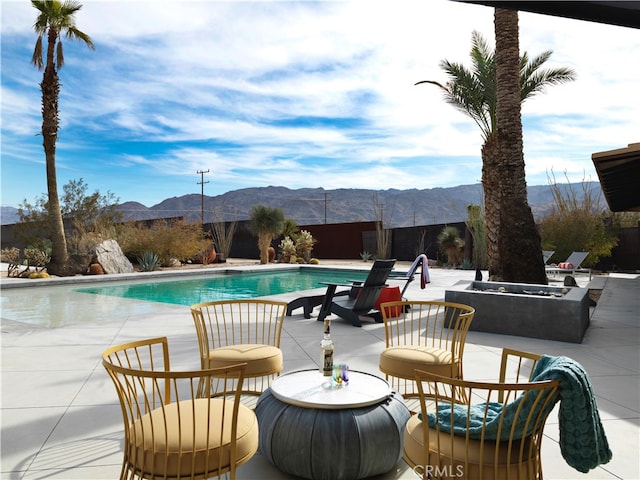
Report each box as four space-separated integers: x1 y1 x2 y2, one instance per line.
93 240 134 274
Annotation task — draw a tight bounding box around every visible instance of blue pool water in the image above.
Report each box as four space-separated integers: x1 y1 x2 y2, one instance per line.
75 268 368 306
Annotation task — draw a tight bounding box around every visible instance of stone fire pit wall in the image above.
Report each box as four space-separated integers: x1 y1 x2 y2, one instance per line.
444 281 590 343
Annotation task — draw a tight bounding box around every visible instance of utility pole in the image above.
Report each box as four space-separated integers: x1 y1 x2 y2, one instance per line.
197 169 209 225
324 192 329 224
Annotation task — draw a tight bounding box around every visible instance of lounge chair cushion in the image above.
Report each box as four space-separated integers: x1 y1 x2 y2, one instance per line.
207 344 283 376
404 414 532 478
379 346 455 379
130 398 259 477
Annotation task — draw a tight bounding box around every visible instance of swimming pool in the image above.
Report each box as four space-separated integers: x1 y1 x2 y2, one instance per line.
75 268 367 305
0 267 370 328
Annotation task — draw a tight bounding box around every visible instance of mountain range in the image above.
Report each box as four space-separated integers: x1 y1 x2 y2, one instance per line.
1 182 600 228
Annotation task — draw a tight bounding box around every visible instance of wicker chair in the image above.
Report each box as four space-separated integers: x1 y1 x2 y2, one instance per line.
404 348 561 480
378 300 475 399
102 337 258 480
191 299 287 399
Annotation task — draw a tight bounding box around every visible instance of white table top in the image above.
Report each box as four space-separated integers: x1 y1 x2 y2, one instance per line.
270 369 391 409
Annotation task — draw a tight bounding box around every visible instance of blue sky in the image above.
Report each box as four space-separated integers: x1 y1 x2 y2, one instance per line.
1 0 638 209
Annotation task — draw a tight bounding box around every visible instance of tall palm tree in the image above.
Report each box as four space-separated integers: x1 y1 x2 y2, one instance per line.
249 205 285 264
417 23 575 283
31 0 95 276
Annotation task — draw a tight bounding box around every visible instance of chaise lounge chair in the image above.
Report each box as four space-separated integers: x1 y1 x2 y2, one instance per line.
543 250 555 265
315 258 396 327
546 251 591 279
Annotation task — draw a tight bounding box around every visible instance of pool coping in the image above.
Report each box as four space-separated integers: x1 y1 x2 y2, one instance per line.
0 262 384 290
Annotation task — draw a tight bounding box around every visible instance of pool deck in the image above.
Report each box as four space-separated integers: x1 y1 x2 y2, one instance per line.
1 261 638 479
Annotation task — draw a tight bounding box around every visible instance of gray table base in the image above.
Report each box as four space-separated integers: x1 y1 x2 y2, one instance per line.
255 388 410 480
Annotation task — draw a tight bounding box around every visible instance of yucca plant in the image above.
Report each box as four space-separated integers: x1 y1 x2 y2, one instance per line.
438 226 465 266
137 251 160 272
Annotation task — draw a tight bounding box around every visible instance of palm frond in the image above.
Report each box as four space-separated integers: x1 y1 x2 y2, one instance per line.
56 40 64 69
418 30 573 142
31 36 44 69
30 0 95 71
67 26 95 49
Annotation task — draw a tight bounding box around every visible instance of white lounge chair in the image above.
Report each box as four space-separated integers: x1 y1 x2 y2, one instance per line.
546 251 591 279
543 250 555 265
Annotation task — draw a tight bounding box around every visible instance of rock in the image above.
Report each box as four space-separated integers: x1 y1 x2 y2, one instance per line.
93 240 134 274
564 275 578 287
163 257 182 268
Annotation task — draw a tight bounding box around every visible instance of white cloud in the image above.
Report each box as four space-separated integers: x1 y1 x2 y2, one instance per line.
1 0 638 208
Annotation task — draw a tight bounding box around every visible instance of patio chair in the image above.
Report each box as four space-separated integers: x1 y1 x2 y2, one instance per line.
379 300 475 399
546 251 591 279
191 299 287 399
315 258 397 327
404 348 561 480
102 337 258 480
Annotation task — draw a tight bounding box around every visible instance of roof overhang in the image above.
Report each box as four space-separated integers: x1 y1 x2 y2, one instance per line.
454 1 640 29
592 143 640 212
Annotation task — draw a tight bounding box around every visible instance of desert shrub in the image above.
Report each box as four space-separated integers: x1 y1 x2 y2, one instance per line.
209 207 237 258
117 220 209 265
23 240 52 272
279 236 296 263
16 178 121 256
294 230 316 262
0 247 21 264
539 173 618 267
1 247 24 277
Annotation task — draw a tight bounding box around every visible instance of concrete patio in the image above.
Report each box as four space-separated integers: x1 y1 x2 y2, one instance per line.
1 262 638 479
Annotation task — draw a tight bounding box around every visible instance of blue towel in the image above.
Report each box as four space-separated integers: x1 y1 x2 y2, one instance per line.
528 355 612 473
425 387 555 442
425 355 612 473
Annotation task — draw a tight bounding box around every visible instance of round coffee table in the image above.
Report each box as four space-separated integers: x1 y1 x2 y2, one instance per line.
255 369 411 480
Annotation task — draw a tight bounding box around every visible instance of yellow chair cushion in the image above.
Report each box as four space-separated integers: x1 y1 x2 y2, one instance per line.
404 414 533 479
379 346 455 379
208 344 283 376
130 398 258 477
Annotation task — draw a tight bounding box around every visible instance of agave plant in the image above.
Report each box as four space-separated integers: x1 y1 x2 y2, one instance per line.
137 251 160 272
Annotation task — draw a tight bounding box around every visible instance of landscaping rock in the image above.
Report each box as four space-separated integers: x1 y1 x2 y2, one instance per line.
93 240 134 274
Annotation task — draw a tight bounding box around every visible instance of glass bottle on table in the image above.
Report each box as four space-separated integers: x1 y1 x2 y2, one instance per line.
320 318 334 376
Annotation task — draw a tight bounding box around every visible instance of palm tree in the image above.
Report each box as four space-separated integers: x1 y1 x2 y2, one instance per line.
31 0 95 276
249 205 285 264
417 24 575 283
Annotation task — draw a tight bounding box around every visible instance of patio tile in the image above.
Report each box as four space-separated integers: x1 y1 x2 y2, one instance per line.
0 406 67 474
1 370 94 409
1 269 637 480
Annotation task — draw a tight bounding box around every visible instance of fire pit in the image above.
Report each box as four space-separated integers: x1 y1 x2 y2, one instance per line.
445 281 590 343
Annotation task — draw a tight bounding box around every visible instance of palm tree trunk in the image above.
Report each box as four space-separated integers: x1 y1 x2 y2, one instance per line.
42 27 69 274
482 134 500 277
492 8 546 284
